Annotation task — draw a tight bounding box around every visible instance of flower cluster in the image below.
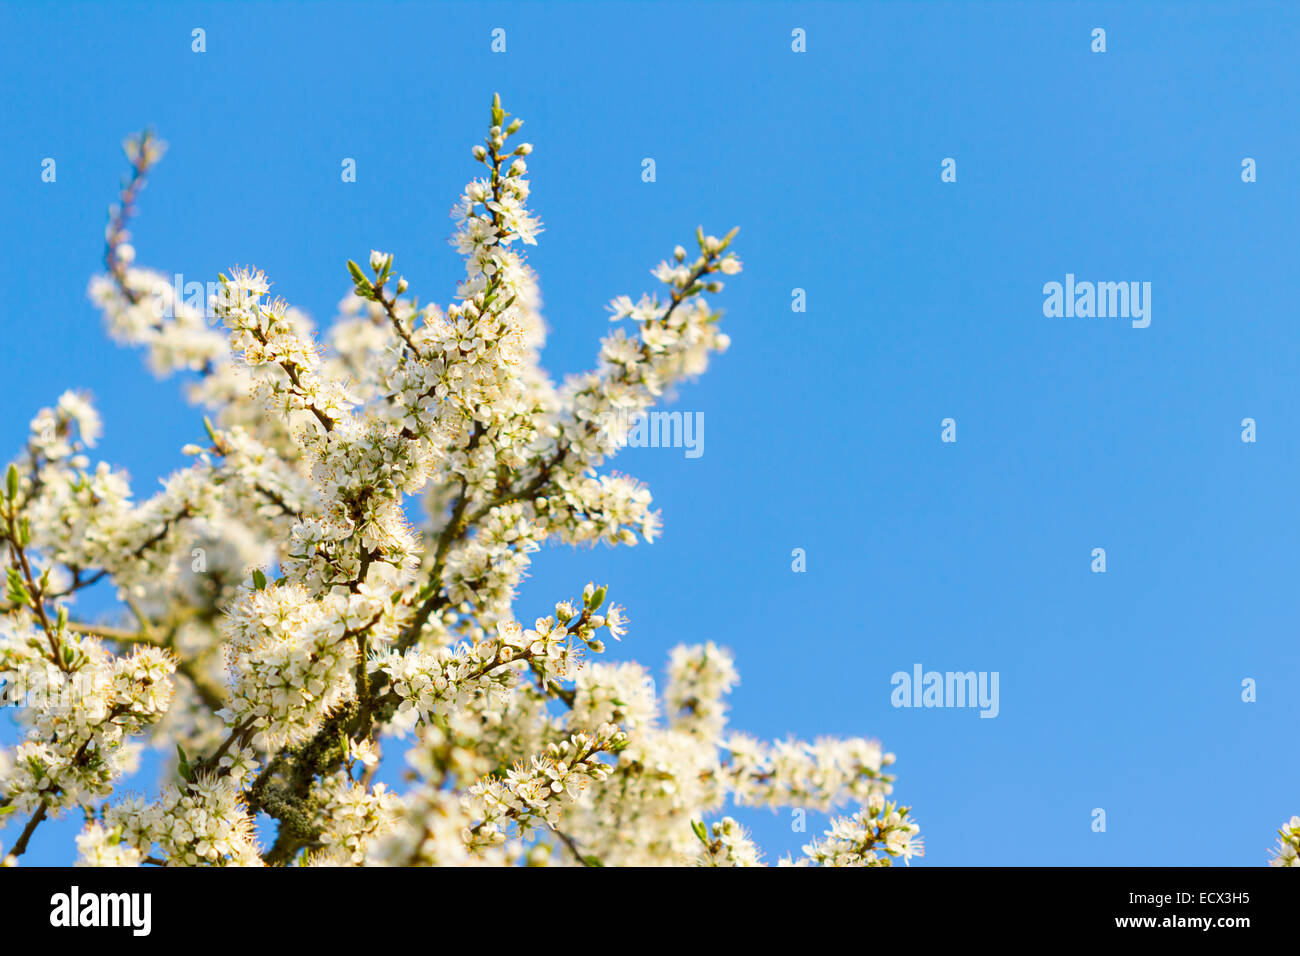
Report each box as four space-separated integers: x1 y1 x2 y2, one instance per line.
304 774 403 866
97 775 261 866
726 733 896 811
0 96 924 869
0 624 175 816
692 816 763 867
220 582 378 750
75 822 144 867
464 726 628 849
792 794 924 867
665 641 739 739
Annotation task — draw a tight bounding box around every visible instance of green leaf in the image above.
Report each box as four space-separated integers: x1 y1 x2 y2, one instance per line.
176 744 193 782
0 805 16 818
5 463 18 501
252 568 267 591
691 819 710 844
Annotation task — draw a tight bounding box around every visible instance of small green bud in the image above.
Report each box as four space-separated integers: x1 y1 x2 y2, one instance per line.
5 566 30 606
347 259 374 295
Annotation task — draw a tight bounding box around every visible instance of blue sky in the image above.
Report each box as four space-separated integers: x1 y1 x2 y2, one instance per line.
2 1 1298 866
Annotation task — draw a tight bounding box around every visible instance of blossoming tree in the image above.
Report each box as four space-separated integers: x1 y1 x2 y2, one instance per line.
0 96 922 867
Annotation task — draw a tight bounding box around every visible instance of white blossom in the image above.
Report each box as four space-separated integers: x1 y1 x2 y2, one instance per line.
0 97 923 869
1269 816 1300 867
